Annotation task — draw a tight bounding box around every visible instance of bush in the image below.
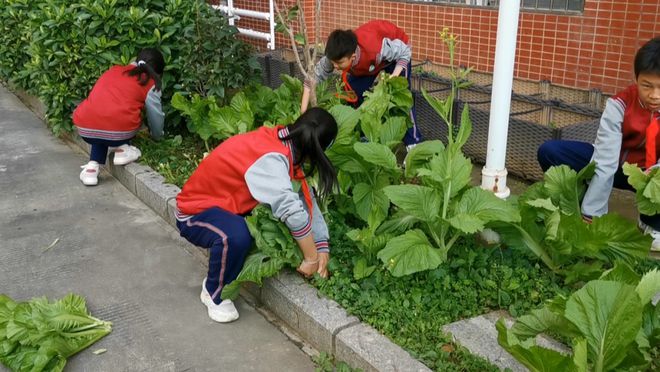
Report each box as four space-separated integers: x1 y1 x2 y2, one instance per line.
0 0 260 134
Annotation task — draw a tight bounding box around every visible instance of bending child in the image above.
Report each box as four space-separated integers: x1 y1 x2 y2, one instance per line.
538 37 660 251
175 108 337 323
301 20 422 149
73 48 165 186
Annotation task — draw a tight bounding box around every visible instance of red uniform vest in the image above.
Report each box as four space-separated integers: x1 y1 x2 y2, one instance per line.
176 126 309 216
73 65 154 132
615 85 660 166
351 20 409 77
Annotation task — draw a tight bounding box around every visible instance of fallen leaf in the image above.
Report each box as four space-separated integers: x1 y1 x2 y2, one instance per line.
440 344 454 353
42 238 60 252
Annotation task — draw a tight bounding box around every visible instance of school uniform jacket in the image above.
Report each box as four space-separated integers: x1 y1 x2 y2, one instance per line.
308 20 411 87
582 84 660 217
175 126 329 252
72 64 164 141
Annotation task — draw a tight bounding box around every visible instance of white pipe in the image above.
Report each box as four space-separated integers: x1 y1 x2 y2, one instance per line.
213 2 276 50
226 1 235 26
268 0 275 50
480 0 521 199
235 28 272 42
215 5 272 21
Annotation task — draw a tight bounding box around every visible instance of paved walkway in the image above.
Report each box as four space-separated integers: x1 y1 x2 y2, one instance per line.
0 85 315 371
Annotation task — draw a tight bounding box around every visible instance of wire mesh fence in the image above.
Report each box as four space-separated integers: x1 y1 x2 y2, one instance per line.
258 51 603 180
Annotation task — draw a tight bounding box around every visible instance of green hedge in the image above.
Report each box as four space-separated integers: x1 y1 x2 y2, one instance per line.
0 0 260 134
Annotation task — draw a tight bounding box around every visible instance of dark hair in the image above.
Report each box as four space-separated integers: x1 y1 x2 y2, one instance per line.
325 29 358 62
126 48 165 91
283 107 338 197
634 37 660 78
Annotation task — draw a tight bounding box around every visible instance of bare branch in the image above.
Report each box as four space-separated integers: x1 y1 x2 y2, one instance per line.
274 1 309 80
311 0 321 64
295 0 312 72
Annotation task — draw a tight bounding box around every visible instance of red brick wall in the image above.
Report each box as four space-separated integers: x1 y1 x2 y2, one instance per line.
220 1 659 95
313 0 659 95
222 1 317 53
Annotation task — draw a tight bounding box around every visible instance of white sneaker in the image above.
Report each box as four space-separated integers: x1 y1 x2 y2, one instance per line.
638 219 660 252
200 279 239 323
113 144 141 165
79 161 99 186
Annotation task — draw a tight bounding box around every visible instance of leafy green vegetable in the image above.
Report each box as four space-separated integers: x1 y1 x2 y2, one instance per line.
622 162 660 215
221 206 301 300
0 293 112 372
498 266 660 372
494 164 651 283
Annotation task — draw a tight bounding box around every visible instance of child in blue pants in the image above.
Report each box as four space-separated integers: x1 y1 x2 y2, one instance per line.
175 108 337 323
73 48 165 186
301 20 422 147
538 37 660 251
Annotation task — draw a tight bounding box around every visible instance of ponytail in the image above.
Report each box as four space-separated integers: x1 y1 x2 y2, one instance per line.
283 108 338 197
126 48 165 91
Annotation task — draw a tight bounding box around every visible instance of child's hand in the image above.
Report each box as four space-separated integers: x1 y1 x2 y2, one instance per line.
296 257 319 278
317 252 329 278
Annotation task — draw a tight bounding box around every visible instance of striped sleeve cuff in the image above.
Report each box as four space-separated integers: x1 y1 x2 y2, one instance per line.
290 218 312 240
315 240 329 253
396 59 409 70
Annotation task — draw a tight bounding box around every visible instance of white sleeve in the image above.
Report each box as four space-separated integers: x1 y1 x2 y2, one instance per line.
245 153 312 239
581 98 624 217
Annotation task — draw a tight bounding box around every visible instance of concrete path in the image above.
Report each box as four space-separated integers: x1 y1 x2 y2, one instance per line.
0 85 315 371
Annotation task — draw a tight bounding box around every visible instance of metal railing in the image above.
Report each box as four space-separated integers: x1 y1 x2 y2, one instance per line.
407 0 584 12
214 0 276 50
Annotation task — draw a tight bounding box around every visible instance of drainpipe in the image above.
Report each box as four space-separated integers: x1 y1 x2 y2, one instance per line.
480 0 521 199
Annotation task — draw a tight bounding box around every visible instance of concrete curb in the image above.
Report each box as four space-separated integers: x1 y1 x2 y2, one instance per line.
70 132 431 371
27 97 428 370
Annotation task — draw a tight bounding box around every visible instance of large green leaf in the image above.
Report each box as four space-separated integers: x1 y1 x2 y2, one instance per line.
377 229 445 276
221 252 286 299
380 116 408 147
453 103 472 150
509 298 580 340
496 318 578 372
565 280 643 371
327 144 367 174
382 185 441 222
543 164 593 216
420 150 472 197
403 140 445 179
635 269 660 306
585 214 651 263
353 183 389 227
329 104 360 145
598 261 641 285
375 211 420 235
353 142 398 170
449 187 520 234
229 91 254 130
622 162 648 191
623 163 660 215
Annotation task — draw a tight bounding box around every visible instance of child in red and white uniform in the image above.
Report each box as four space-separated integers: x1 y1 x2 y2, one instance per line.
538 37 660 251
73 48 165 186
175 108 337 323
301 20 421 148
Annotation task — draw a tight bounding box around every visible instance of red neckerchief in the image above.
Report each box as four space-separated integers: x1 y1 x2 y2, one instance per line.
645 115 659 169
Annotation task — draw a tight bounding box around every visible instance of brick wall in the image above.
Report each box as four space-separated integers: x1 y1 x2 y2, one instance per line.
221 1 659 95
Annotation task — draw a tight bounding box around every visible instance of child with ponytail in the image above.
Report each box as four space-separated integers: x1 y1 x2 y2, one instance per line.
175 107 338 323
73 48 165 186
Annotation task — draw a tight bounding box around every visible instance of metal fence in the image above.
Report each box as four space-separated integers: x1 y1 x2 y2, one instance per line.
405 0 584 12
257 52 602 180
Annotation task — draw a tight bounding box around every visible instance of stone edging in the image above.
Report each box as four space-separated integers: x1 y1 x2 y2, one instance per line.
7 82 429 370
67 132 431 372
